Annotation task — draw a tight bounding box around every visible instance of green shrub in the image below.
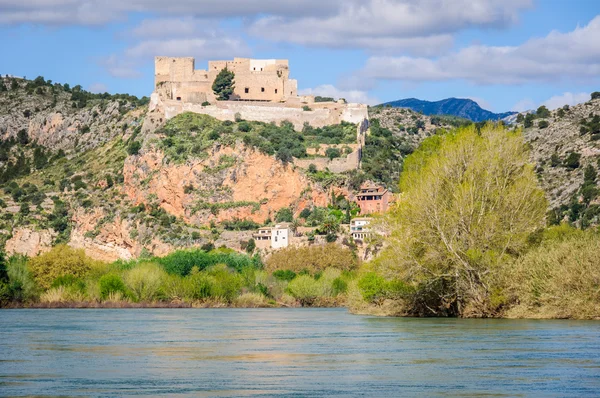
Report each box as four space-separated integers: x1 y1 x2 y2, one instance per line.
564 152 581 169
591 92 600 100
205 264 243 303
357 272 388 303
266 244 357 273
538 120 549 129
157 249 260 276
272 269 297 281
99 274 128 300
0 256 38 304
124 263 166 302
286 275 321 306
127 141 142 155
28 245 102 290
275 207 293 223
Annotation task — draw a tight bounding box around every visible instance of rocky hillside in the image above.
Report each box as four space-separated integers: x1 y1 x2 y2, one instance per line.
380 97 515 122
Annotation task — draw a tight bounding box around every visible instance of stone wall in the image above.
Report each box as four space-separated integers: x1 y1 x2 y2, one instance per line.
155 57 298 104
162 99 369 130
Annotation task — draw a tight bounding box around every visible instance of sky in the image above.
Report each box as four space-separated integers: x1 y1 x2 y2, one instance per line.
0 0 599 112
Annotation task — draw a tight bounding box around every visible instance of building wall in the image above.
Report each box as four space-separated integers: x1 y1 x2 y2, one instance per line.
358 191 390 214
156 57 297 104
271 227 289 249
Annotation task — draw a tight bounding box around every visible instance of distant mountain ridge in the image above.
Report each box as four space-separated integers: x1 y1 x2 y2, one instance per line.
380 98 516 122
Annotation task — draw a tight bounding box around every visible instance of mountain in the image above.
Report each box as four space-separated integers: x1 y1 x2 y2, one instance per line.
379 98 516 122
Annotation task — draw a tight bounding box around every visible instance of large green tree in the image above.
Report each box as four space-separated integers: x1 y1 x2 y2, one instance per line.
212 68 235 101
372 124 547 316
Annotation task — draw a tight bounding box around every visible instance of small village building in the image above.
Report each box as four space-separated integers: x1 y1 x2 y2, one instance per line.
356 183 390 214
253 223 290 250
350 217 373 240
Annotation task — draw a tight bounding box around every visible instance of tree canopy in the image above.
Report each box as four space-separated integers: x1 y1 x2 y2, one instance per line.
212 68 235 101
371 124 547 316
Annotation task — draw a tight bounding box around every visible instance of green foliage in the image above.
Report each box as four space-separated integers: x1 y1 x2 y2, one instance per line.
302 105 312 111
370 124 547 316
538 120 549 129
266 244 357 273
325 147 341 160
0 256 38 304
275 207 293 223
124 263 167 302
564 152 581 169
524 113 534 128
99 274 128 300
212 67 235 100
536 106 551 118
591 92 600 100
272 269 297 281
156 249 260 277
357 272 408 303
222 218 260 231
314 96 334 102
246 238 256 254
127 141 142 155
28 245 100 290
360 118 413 190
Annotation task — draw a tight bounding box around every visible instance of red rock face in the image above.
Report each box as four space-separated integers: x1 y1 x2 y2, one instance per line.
123 144 329 226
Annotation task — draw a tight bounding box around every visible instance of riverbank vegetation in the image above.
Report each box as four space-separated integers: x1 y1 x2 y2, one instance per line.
0 244 357 308
351 124 600 319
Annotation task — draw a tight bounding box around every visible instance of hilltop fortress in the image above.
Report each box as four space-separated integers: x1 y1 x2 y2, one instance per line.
149 57 369 130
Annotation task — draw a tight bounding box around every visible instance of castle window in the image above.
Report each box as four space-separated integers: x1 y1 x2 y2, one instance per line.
253 67 256 71
261 87 265 92
245 88 249 94
176 97 181 101
275 89 278 94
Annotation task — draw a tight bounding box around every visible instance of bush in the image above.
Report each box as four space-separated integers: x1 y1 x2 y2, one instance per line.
0 256 38 304
205 264 243 303
157 249 259 276
564 152 581 169
124 263 166 302
505 230 600 319
28 245 101 290
272 269 297 281
266 244 357 273
212 67 235 100
538 120 549 129
591 92 600 100
286 275 321 306
127 141 142 155
201 101 211 106
536 106 551 118
99 274 128 300
325 147 341 160
275 207 293 223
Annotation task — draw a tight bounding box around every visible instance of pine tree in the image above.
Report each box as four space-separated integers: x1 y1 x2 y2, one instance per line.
212 67 235 101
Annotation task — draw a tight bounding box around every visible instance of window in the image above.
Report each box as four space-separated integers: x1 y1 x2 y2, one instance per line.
275 89 278 94
176 97 181 101
245 88 249 94
253 67 256 71
261 87 265 92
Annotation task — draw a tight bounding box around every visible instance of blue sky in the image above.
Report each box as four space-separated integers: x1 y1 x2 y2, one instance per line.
0 0 599 112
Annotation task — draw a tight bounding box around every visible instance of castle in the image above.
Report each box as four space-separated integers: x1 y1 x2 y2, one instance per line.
149 56 370 172
150 57 369 130
155 57 299 104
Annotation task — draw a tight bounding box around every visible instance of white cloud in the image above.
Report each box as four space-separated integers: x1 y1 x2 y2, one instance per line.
0 0 342 25
360 16 600 84
0 0 531 54
300 84 380 105
248 0 531 54
98 54 142 79
88 82 108 93
467 96 492 111
542 92 589 110
511 98 536 112
125 36 250 60
511 92 590 112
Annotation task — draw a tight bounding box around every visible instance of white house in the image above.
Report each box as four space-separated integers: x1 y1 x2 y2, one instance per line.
350 217 372 240
253 223 290 249
271 223 290 249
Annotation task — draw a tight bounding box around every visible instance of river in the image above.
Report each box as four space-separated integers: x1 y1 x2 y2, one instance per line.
1 308 599 396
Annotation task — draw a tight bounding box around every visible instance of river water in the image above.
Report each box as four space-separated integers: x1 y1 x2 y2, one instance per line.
1 308 599 397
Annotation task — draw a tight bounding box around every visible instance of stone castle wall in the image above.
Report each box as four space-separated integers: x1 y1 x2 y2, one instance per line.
160 98 369 130
155 57 297 104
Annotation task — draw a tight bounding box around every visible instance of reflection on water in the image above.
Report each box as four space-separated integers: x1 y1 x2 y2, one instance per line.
1 309 599 397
